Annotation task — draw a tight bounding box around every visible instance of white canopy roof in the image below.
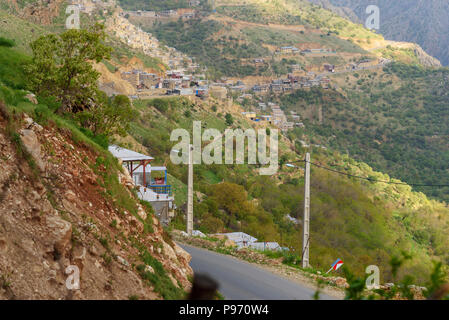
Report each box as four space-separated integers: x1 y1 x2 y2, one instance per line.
133 165 167 173
108 145 154 161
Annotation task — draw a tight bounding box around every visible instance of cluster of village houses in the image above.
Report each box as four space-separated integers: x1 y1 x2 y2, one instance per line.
251 72 331 94
119 65 330 133
121 69 222 99
120 66 331 100
118 65 333 133
241 103 304 132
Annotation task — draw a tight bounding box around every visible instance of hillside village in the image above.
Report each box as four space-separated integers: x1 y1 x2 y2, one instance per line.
2 0 449 301
96 7 392 135
62 0 397 137
67 0 397 136
114 56 391 134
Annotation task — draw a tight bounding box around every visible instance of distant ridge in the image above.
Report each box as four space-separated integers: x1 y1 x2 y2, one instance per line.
309 0 449 66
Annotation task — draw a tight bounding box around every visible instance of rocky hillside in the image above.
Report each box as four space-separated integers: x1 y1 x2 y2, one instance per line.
0 105 192 299
402 43 442 68
1 0 65 25
309 0 449 66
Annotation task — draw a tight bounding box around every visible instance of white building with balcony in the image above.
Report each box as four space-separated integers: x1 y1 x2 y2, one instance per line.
108 145 175 224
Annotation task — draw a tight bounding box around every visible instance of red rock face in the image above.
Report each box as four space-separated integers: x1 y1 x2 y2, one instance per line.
20 0 65 26
0 112 192 300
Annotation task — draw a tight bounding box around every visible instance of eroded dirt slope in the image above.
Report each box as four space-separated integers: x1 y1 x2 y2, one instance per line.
0 109 192 300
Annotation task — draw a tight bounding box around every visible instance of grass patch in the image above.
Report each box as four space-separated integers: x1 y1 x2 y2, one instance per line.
137 249 185 300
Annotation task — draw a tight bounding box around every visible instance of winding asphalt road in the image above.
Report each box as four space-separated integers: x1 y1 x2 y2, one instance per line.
180 244 337 300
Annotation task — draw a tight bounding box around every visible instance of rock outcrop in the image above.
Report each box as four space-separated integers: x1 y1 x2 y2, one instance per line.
0 112 192 300
13 0 65 25
391 42 442 67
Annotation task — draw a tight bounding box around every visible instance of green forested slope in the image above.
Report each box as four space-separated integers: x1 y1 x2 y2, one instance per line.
117 92 449 284
279 63 449 202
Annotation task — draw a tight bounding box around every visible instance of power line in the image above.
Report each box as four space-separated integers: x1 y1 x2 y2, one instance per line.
286 159 449 188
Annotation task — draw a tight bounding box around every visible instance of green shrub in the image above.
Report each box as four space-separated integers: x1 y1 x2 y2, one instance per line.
34 104 52 125
137 249 185 300
79 127 109 149
282 252 302 266
201 215 224 233
0 37 14 47
225 113 233 126
150 98 170 113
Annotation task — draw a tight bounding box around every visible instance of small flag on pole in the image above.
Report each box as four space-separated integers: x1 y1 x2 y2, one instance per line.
326 258 344 273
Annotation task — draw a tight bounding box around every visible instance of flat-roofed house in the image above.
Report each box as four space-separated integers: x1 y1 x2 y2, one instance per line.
261 115 272 123
252 84 269 94
270 83 283 93
108 145 174 225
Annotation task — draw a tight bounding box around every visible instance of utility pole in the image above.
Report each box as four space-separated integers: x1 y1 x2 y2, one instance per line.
209 0 215 10
302 152 310 268
187 144 194 236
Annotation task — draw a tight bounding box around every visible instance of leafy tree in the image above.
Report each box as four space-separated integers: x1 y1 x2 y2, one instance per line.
279 154 288 167
27 24 112 114
225 113 234 126
210 182 253 219
76 93 136 137
202 216 224 233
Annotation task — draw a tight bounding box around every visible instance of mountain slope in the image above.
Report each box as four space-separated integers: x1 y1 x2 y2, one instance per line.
2 0 449 289
309 0 449 66
279 62 449 202
146 0 439 79
146 0 376 78
0 43 192 300
142 0 449 202
115 93 449 284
